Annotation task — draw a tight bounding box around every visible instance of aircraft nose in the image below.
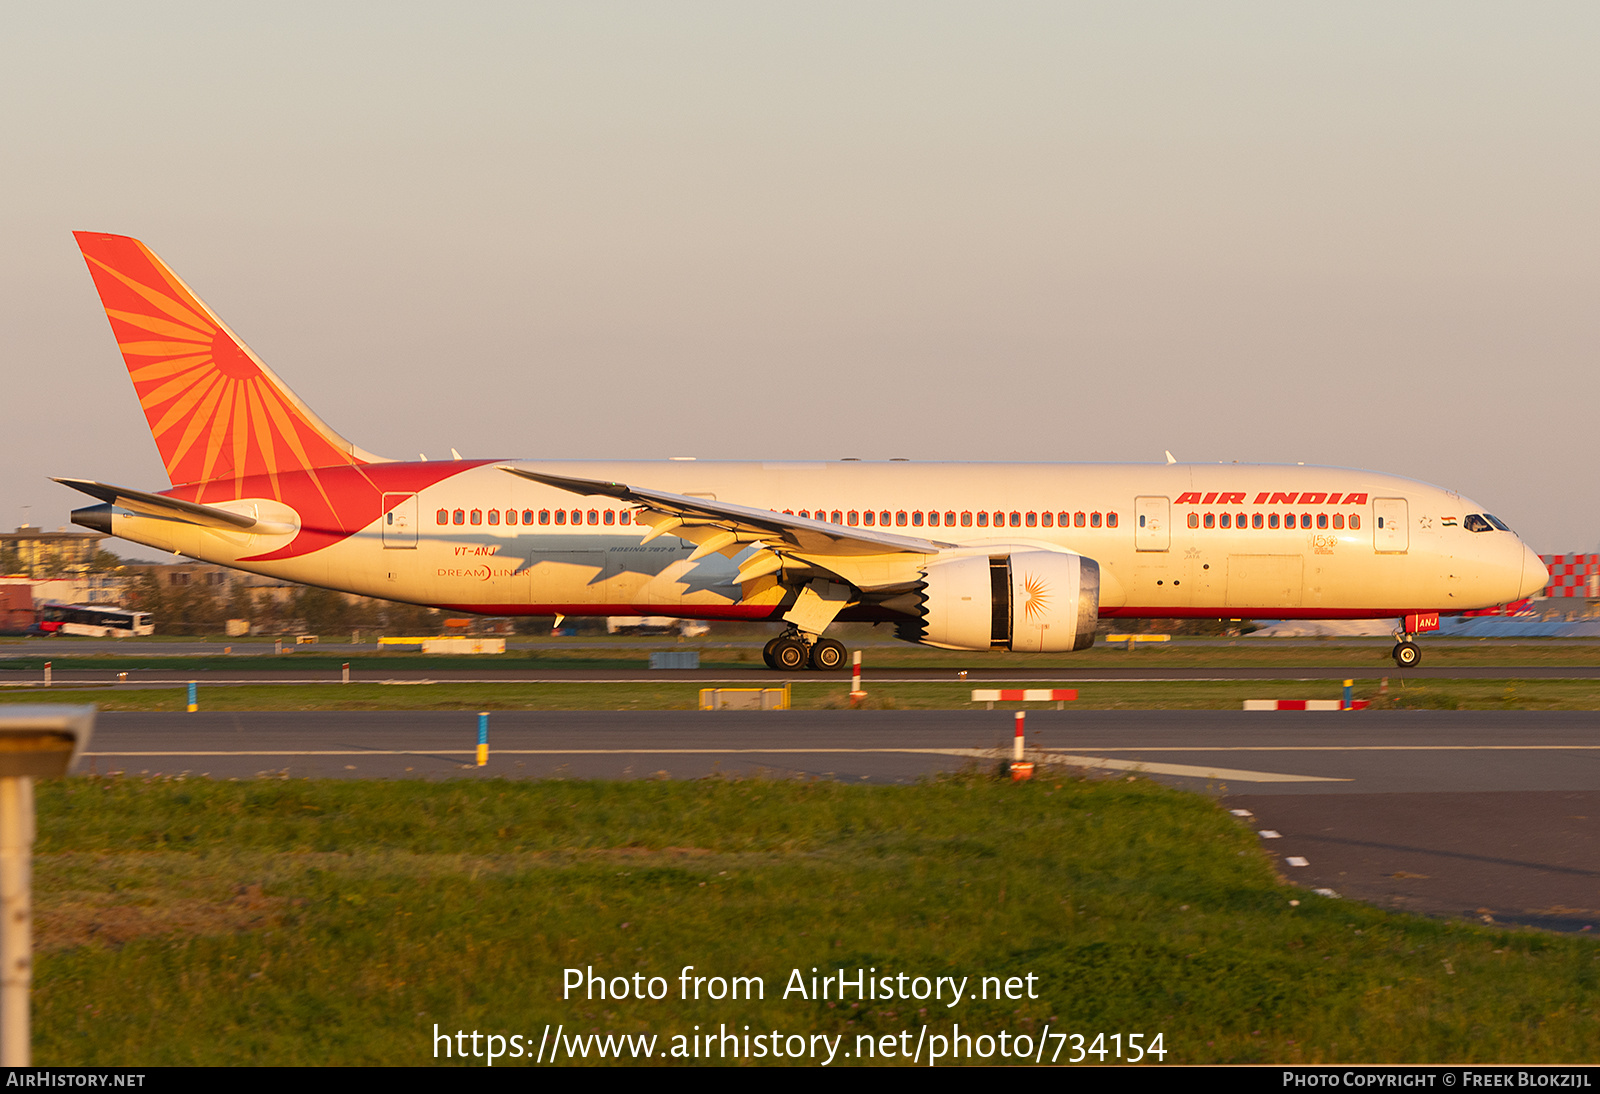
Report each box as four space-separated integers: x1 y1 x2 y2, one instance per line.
1518 542 1550 600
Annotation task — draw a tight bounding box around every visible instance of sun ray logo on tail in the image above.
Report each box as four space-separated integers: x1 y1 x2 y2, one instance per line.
73 232 382 509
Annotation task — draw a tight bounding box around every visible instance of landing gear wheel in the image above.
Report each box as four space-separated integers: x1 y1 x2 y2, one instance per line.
761 637 782 670
810 638 847 671
770 637 809 672
1393 641 1420 668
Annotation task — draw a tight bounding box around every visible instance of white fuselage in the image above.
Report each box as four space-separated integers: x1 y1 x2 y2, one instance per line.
105 459 1546 625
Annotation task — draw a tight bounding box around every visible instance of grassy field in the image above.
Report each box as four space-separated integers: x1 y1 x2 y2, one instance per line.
3 677 1598 711
32 774 1600 1066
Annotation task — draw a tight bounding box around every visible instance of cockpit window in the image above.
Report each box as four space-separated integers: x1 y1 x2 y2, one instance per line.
1485 514 1510 531
1463 514 1493 533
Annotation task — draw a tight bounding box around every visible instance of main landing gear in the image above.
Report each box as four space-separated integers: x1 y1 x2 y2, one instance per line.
762 629 848 671
1391 637 1421 668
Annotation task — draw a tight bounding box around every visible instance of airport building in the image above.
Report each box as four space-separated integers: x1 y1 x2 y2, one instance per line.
0 526 108 578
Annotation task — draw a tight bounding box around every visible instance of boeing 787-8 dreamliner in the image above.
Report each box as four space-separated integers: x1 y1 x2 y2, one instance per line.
57 233 1548 670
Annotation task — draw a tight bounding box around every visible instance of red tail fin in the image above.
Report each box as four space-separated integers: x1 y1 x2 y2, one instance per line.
73 232 384 494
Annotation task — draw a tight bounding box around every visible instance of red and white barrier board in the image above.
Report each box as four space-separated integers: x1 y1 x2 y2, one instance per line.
1243 699 1370 711
972 689 1078 702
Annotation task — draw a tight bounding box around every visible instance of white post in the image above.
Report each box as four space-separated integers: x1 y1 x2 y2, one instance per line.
0 776 34 1066
41 664 48 689
1013 711 1025 762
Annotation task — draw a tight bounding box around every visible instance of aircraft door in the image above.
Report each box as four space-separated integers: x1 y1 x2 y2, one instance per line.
1373 498 1408 553
1134 496 1170 552
382 493 417 548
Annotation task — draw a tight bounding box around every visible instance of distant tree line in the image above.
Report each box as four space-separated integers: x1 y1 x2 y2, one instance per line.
127 573 443 637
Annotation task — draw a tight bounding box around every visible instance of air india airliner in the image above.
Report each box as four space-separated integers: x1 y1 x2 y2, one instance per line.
56 233 1548 670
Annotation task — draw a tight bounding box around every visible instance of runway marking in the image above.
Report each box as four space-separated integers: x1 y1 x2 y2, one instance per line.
1027 751 1343 782
79 746 1344 783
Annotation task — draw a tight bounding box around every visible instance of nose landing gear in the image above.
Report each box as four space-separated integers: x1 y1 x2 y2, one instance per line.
1391 637 1421 668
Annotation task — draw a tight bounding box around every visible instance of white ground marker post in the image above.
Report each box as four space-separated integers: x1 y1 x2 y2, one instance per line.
1010 711 1034 781
0 705 95 1066
849 651 865 709
343 662 350 685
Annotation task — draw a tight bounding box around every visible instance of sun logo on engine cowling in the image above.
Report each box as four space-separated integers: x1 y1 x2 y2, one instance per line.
1023 573 1050 620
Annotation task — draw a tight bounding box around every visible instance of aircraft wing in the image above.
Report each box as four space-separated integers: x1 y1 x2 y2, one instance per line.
500 468 955 560
53 478 296 534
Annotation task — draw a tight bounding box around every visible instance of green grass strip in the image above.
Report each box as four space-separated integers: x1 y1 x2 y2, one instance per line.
31 775 1600 1065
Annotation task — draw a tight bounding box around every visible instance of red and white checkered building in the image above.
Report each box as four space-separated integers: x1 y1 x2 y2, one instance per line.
1541 554 1600 599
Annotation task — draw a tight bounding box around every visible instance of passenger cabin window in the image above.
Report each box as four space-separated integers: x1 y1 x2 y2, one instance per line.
1268 514 1280 529
1203 513 1215 529
1090 512 1102 528
848 511 859 526
437 509 448 525
1350 515 1361 530
863 511 875 526
1009 512 1021 527
506 510 518 526
1332 514 1343 529
1316 514 1328 529
962 511 973 526
945 511 956 526
453 509 465 525
897 511 908 526
912 511 923 526
1187 513 1199 529
537 510 549 525
1219 513 1230 529
977 512 989 527
1252 513 1263 529
1025 512 1037 527
488 510 500 525
554 510 566 525
603 510 615 525
1041 512 1053 527
1106 512 1118 528
1075 512 1086 528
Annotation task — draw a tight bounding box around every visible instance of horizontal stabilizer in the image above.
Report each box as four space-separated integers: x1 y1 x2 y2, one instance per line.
53 478 296 534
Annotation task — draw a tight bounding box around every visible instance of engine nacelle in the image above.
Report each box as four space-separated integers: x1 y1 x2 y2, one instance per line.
913 550 1099 652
